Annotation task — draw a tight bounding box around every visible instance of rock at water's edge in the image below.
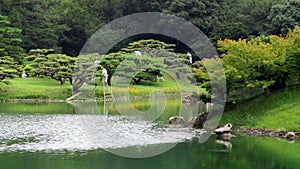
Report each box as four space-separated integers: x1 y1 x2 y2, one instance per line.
215 123 232 135
168 116 185 125
192 112 208 129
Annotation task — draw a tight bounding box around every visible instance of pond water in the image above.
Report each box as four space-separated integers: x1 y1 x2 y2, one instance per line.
0 100 299 169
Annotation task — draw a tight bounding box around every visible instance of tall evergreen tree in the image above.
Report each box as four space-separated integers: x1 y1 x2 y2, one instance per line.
0 0 67 53
267 0 300 35
0 14 23 62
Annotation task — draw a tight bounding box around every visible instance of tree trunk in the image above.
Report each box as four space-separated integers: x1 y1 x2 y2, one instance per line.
133 77 141 84
69 77 72 85
175 72 180 79
60 78 65 85
73 78 85 93
108 74 112 86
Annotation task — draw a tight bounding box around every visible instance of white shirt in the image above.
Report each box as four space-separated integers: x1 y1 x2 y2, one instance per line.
134 51 142 57
187 52 192 64
94 59 100 66
102 68 108 76
22 73 27 78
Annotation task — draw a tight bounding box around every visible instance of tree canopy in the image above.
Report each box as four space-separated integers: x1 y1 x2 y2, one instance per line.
0 14 23 62
1 0 297 55
0 56 20 84
25 49 76 85
194 26 300 102
267 0 300 35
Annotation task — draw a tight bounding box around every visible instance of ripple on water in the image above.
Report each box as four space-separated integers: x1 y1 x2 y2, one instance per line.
0 114 196 152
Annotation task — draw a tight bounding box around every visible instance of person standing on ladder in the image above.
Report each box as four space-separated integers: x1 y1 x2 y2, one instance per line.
100 65 109 115
187 52 192 66
101 66 109 86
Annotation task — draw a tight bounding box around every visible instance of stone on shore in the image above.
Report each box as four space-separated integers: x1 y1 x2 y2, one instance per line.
168 116 185 125
215 123 232 135
285 132 297 141
188 117 197 127
192 112 208 129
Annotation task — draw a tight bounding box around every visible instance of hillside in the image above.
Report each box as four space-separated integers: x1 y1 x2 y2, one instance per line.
221 86 300 131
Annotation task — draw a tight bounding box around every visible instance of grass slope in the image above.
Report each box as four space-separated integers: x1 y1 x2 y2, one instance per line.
221 86 300 131
0 78 72 100
0 75 194 100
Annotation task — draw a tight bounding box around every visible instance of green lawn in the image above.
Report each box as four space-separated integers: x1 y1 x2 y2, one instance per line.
221 86 300 131
0 75 203 100
93 73 205 98
0 78 72 100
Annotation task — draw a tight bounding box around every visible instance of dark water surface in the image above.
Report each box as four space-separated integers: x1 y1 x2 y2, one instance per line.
0 136 299 169
0 101 299 169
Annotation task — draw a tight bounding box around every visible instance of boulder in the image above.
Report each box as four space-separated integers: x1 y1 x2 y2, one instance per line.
192 112 208 129
168 116 185 125
285 132 297 141
188 117 197 127
215 123 232 135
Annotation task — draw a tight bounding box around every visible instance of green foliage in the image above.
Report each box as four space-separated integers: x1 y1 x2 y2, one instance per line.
100 52 165 85
0 14 23 62
194 26 300 103
116 39 178 84
163 0 280 40
267 0 300 35
210 22 251 42
163 0 225 35
73 39 187 95
0 0 68 52
72 53 99 93
192 57 226 102
219 37 287 91
285 26 300 84
0 56 20 83
25 49 76 85
122 39 176 53
0 0 293 55
232 0 284 35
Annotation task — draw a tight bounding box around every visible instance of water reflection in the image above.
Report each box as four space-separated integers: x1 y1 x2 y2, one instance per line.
0 114 196 152
0 136 299 169
215 139 232 149
0 101 299 169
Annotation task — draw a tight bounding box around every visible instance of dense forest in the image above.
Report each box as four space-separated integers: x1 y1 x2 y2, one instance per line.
1 0 299 57
0 0 299 103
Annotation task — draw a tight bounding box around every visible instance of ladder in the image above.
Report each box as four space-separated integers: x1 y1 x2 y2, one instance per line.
103 81 113 116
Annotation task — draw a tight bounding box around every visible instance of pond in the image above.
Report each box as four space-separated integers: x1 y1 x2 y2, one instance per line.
0 100 299 169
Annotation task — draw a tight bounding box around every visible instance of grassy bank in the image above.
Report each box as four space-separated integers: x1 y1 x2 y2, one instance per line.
221 86 300 131
0 76 184 100
2 77 299 132
0 78 72 100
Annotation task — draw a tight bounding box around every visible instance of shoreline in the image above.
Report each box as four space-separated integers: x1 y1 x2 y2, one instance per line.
0 99 66 103
0 94 183 103
236 128 300 139
1 98 299 137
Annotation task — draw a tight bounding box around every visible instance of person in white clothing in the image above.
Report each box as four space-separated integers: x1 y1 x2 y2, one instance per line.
21 71 27 78
94 59 100 67
187 52 192 65
101 67 108 86
134 51 142 57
